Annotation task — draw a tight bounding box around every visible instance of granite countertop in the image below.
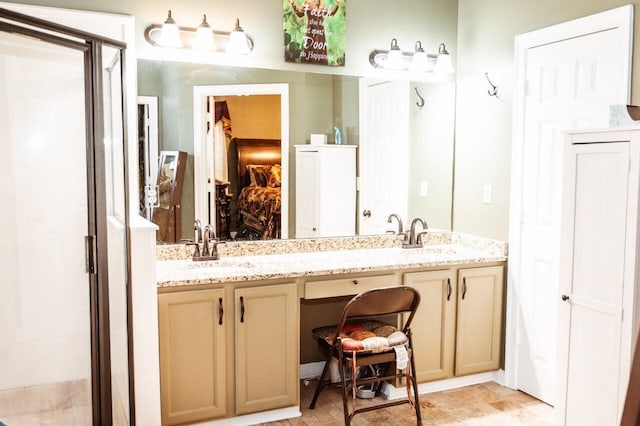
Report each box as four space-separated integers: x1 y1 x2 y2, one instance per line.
156 232 508 288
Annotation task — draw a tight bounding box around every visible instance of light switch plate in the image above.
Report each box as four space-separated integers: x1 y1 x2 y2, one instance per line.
420 181 428 198
483 185 493 204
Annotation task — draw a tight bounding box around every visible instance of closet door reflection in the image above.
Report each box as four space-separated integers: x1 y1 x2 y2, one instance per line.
0 31 92 423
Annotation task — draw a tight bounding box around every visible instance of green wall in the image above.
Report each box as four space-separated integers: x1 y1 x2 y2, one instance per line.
453 0 640 240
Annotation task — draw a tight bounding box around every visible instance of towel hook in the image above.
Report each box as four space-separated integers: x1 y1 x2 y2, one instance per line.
414 87 425 109
485 72 498 98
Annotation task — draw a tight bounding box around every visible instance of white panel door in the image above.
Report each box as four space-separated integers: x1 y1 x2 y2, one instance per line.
514 17 630 404
359 79 409 235
558 142 628 425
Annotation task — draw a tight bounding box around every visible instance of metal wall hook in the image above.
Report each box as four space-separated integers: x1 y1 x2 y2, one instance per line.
485 72 498 98
414 87 425 109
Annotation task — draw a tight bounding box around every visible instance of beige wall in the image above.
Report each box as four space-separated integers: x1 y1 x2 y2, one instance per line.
454 0 640 240
221 95 281 139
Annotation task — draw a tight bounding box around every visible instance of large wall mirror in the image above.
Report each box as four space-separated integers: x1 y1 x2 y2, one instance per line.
137 59 456 243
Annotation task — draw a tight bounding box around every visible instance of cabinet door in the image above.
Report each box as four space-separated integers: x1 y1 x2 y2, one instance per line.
405 270 456 382
235 283 299 415
295 150 319 238
558 141 629 425
158 289 227 425
455 266 504 376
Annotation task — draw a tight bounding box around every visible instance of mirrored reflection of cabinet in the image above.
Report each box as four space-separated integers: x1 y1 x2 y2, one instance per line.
295 145 356 238
153 150 187 243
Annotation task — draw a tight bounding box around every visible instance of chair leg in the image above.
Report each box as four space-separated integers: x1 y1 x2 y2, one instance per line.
309 354 333 409
338 350 352 426
409 342 422 425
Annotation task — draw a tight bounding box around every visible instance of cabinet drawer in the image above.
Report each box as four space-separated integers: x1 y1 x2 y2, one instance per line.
304 274 397 299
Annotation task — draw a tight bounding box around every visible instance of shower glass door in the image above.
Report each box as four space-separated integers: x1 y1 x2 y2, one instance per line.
0 29 93 424
0 8 132 425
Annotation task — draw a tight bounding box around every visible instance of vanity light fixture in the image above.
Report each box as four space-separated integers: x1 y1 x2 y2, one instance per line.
145 10 254 55
369 40 454 73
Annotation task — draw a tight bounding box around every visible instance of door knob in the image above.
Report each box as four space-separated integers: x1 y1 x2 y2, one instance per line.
363 209 371 217
561 294 570 302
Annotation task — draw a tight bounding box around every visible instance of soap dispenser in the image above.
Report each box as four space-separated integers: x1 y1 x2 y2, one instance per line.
333 126 343 145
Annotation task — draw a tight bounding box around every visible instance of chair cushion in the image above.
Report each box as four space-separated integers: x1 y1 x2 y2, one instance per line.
312 320 409 353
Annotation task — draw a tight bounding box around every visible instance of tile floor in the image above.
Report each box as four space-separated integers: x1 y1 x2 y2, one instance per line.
261 380 553 425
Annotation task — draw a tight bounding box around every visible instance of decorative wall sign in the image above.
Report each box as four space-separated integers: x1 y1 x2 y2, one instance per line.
284 0 345 66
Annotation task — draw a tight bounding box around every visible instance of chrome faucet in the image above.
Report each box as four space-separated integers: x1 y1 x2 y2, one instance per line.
387 213 409 245
194 219 203 244
183 221 222 261
403 217 429 248
387 214 404 235
202 224 221 260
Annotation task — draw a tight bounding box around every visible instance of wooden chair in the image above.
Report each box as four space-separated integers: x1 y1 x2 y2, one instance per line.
309 286 422 425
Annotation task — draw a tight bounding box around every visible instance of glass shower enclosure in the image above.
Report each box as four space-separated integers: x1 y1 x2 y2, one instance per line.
0 8 132 425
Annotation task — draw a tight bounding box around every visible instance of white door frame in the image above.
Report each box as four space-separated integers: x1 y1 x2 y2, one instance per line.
193 83 290 238
505 4 633 390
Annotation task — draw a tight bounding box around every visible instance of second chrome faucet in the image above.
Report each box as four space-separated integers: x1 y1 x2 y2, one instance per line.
387 214 429 248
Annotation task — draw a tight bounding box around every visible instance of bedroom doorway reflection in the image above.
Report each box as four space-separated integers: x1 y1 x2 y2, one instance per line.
194 84 290 240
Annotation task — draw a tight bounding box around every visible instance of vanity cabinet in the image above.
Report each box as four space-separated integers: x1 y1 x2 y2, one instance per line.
295 145 356 238
158 282 299 425
405 265 504 383
405 269 457 382
234 283 299 415
158 289 227 425
455 266 504 375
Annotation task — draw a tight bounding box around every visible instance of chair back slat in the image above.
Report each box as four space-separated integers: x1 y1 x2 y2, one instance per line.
336 286 420 332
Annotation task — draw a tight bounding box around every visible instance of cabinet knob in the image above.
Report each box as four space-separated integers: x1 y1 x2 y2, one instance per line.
363 209 372 217
353 280 358 285
312 227 317 231
561 294 570 302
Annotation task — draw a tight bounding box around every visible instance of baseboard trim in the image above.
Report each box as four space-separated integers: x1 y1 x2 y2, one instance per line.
300 362 504 401
381 371 500 400
194 406 301 425
300 361 325 380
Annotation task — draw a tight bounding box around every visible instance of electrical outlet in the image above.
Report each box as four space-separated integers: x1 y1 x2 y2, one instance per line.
483 185 493 204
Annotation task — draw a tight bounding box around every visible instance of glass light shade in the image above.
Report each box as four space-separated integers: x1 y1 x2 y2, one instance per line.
386 38 404 69
192 15 216 50
410 41 430 72
157 10 182 48
435 43 454 74
227 18 250 55
435 53 454 74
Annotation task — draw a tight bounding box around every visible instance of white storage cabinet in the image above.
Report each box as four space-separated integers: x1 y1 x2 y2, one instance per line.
295 145 356 238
